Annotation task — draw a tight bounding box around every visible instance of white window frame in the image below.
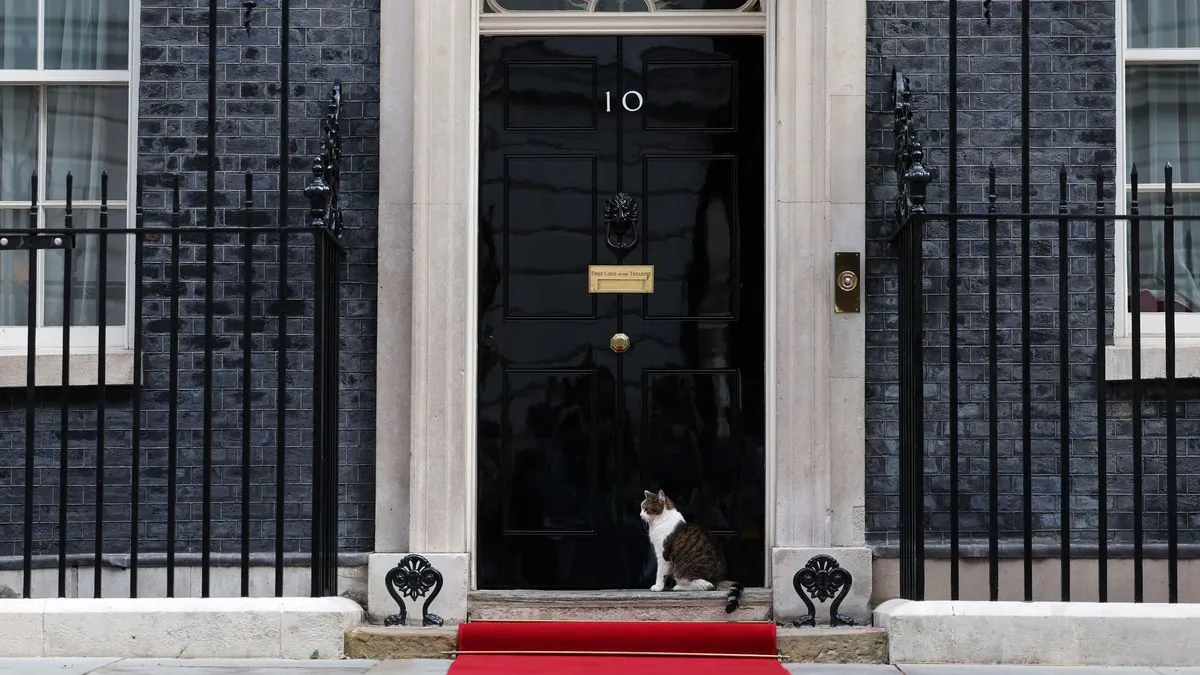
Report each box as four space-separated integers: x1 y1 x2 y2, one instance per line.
1115 0 1200 340
0 0 139 356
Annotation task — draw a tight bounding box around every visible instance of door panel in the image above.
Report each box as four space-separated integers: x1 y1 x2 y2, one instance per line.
477 34 764 591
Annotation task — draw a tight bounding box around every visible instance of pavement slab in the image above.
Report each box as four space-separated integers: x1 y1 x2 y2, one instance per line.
902 662 1161 667
787 662 902 667
364 661 453 674
0 658 122 675
3 659 1200 674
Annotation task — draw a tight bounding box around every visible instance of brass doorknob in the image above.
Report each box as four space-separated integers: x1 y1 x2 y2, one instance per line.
610 332 631 353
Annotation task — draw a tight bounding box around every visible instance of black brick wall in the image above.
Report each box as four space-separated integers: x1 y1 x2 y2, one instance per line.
0 0 379 562
861 0 1173 553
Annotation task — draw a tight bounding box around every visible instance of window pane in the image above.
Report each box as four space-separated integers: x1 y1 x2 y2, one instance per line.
46 86 129 202
595 0 650 10
44 0 130 70
1126 66 1200 183
650 0 759 7
1129 0 1200 49
1128 191 1200 313
0 87 38 203
483 0 759 10
484 0 591 9
0 0 37 68
42 209 126 327
0 209 31 326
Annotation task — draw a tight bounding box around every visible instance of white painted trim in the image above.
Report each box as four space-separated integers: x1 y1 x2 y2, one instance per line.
0 71 130 84
466 5 482 594
36 0 45 71
123 0 142 362
1126 47 1200 62
479 12 766 35
1114 0 1129 340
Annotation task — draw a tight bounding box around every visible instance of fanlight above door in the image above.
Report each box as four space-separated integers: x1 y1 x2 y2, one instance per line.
483 0 761 12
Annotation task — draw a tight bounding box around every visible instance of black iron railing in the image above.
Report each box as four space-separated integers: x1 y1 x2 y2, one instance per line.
891 64 1199 603
887 0 1200 605
0 79 346 600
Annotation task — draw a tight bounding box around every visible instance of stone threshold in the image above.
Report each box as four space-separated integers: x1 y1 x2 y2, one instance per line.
466 588 774 622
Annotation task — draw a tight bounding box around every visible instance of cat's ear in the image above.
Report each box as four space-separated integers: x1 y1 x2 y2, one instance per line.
643 490 655 499
657 490 667 501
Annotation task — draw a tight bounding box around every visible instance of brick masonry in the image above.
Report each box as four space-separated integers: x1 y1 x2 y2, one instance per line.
0 0 379 564
865 0 1200 555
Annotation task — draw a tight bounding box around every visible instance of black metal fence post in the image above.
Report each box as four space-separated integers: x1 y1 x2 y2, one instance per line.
892 69 930 601
304 83 345 598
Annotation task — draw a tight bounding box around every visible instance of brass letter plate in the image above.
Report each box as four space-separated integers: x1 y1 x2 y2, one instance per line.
588 265 655 294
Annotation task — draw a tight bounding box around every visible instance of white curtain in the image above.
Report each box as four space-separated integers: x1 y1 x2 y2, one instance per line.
1127 1 1200 311
0 1 129 328
0 1 36 326
43 85 129 328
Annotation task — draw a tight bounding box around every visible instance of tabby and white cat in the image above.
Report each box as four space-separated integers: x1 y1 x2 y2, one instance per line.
639 489 743 613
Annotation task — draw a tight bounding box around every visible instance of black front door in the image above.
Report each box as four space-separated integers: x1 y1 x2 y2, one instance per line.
476 35 765 590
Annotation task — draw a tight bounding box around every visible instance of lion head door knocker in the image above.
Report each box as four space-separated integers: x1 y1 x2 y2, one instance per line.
383 554 445 627
603 192 640 260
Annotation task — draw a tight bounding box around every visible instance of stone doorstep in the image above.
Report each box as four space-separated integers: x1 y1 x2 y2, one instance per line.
465 588 774 622
346 626 458 661
344 625 888 664
776 626 888 664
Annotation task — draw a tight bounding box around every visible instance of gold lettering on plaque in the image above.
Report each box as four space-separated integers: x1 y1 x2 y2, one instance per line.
588 265 655 294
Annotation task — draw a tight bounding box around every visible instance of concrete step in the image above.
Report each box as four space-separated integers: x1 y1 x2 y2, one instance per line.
466 588 773 622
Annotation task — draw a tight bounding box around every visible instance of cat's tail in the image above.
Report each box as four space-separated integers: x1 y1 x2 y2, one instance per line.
717 580 743 613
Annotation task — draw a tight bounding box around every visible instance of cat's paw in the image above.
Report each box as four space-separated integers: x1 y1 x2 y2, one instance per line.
650 583 665 592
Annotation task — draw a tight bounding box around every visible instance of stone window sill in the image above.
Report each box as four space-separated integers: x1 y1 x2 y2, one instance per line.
0 351 137 388
1105 340 1200 381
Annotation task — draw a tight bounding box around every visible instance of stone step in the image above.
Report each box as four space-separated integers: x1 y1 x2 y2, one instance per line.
465 588 774 622
776 626 888 664
344 624 889 664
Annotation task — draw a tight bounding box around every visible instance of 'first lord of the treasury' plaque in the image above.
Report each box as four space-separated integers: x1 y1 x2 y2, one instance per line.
587 265 655 294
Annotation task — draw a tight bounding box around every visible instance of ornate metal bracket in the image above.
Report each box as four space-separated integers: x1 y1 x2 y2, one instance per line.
383 554 445 628
791 554 855 628
242 1 257 32
303 83 344 238
983 0 992 25
890 68 933 245
603 192 639 259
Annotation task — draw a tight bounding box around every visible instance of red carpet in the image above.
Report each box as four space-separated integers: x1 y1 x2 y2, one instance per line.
449 620 788 674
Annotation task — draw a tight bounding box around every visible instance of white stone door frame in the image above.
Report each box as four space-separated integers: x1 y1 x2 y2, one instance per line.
371 0 870 624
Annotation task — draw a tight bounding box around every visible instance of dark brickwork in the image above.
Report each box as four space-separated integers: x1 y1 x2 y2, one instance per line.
860 0 1183 554
0 0 379 562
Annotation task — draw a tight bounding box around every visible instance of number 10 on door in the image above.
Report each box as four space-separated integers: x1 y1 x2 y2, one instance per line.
605 90 644 113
